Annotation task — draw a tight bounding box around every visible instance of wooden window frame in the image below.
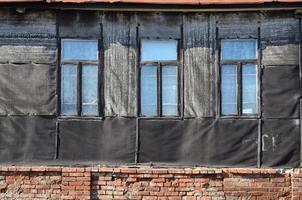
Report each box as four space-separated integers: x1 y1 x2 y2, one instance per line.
59 38 101 117
219 39 260 118
139 38 181 118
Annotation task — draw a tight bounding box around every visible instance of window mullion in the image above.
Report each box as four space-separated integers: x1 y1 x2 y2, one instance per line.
237 62 242 116
157 63 162 117
77 62 82 116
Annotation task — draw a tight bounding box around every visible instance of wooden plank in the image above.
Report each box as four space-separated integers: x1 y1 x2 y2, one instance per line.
0 9 56 38
0 39 56 64
0 9 56 64
58 10 101 38
183 14 215 117
261 12 299 65
261 12 299 42
103 13 137 117
216 12 260 39
137 12 182 39
262 44 299 66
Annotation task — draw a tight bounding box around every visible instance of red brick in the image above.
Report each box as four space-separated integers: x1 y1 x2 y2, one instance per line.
69 172 84 177
168 197 181 200
61 185 76 190
76 185 90 190
152 169 168 174
99 176 112 181
271 178 286 183
0 166 297 200
152 178 165 183
62 168 78 173
167 169 185 174
69 181 83 186
31 167 46 172
120 168 137 173
113 195 128 199
136 169 153 174
46 167 62 172
126 177 137 182
99 167 114 173
35 185 51 189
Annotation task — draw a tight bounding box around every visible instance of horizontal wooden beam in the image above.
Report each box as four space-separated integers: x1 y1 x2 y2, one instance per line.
0 2 302 12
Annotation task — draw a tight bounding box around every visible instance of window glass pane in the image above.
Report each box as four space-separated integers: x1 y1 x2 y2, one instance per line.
141 65 157 116
61 64 77 115
221 65 237 115
141 40 177 61
62 39 98 61
162 66 178 116
82 65 98 116
242 64 257 114
221 39 257 60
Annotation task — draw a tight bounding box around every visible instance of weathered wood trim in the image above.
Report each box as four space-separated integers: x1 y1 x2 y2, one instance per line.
1 2 302 13
215 26 220 118
98 23 104 117
56 10 60 116
179 23 184 119
257 118 262 168
136 25 141 117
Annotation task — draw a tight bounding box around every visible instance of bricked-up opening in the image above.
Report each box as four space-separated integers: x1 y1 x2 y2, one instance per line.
0 166 300 199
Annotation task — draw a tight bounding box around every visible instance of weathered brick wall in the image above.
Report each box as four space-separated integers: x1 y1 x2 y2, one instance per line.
292 169 302 200
0 167 62 199
0 166 300 199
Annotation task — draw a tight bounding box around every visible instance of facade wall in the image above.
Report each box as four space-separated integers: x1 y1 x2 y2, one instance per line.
0 8 300 167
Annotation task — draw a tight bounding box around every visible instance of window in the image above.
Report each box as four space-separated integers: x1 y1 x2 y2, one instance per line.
61 39 99 116
140 40 179 117
220 39 258 116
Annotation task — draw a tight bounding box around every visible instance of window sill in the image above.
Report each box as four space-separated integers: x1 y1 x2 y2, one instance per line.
139 116 182 120
58 116 104 121
219 115 260 120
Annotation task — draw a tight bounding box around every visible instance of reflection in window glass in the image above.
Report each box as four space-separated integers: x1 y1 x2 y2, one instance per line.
141 66 157 116
162 66 178 116
61 64 77 115
62 39 98 61
221 65 237 115
141 40 177 61
242 64 257 114
82 65 98 116
221 39 257 60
